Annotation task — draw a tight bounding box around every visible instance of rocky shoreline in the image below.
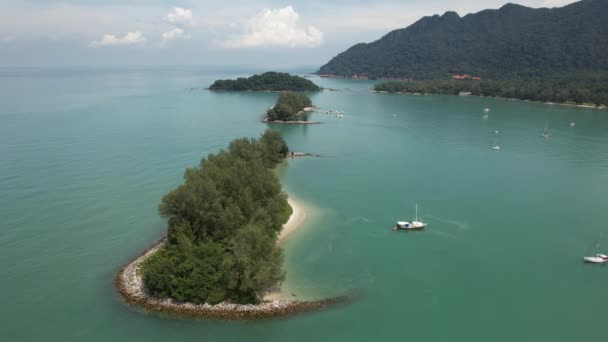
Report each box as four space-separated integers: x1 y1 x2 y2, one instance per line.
115 237 346 319
116 196 347 319
287 152 321 158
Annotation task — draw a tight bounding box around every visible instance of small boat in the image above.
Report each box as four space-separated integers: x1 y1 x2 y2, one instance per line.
583 232 607 263
570 122 576 127
542 121 552 138
338 114 343 119
584 254 608 264
491 133 500 150
393 204 427 231
484 108 490 113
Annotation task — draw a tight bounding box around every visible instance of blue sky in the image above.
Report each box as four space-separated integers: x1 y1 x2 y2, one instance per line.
0 0 576 67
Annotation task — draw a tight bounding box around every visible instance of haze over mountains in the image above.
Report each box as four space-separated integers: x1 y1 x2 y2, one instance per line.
317 0 608 80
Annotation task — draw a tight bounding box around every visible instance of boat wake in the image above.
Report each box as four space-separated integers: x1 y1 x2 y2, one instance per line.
427 230 458 240
344 216 371 224
425 215 470 231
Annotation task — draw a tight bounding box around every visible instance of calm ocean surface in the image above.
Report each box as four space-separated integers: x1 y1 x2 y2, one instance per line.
1 67 608 341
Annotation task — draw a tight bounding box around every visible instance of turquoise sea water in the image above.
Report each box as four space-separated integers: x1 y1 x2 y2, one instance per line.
2 67 608 341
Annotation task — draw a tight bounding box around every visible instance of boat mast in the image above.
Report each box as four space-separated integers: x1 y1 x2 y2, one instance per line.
586 231 603 254
415 204 418 221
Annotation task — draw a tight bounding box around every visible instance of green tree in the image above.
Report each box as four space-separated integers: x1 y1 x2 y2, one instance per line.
267 92 313 121
223 225 285 303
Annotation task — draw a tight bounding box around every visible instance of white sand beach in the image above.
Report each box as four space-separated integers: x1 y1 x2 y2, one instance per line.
277 196 307 244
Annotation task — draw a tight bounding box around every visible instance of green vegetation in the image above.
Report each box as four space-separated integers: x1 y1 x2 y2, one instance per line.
141 130 292 304
317 0 608 80
374 76 608 106
209 72 320 91
266 92 313 122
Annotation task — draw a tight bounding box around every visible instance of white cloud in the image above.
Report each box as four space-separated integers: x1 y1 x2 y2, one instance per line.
89 31 146 47
162 27 190 42
166 7 193 27
221 6 323 48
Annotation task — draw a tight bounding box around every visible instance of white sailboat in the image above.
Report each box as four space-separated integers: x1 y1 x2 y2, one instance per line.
393 204 427 231
491 130 501 150
482 108 489 119
584 232 608 264
584 254 608 263
542 121 552 138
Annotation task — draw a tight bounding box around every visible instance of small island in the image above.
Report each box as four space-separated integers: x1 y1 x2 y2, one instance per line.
209 72 321 92
116 130 342 318
374 78 608 108
264 92 320 124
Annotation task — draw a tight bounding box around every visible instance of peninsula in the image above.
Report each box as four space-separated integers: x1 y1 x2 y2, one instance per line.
209 71 320 92
116 130 341 318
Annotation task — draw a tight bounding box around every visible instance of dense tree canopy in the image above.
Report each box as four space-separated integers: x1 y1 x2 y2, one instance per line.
266 92 313 121
374 76 608 106
209 72 320 91
141 130 292 304
317 0 608 80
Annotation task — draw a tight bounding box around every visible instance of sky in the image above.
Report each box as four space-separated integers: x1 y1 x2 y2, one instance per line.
0 0 577 68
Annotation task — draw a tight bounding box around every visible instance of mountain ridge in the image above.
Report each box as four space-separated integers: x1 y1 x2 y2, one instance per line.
317 0 608 80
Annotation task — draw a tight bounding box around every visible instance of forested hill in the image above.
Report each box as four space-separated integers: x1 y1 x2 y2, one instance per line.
316 0 608 80
209 72 320 91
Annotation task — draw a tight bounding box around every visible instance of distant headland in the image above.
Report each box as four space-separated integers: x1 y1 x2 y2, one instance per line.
316 0 608 108
209 72 321 92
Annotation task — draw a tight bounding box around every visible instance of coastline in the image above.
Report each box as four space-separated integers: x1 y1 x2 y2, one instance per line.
371 90 607 110
277 197 307 244
115 193 336 319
